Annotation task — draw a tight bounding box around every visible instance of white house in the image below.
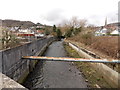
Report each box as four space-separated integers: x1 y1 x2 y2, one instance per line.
19 29 34 34
35 33 45 37
110 29 120 36
9 26 20 32
95 28 108 36
95 30 101 36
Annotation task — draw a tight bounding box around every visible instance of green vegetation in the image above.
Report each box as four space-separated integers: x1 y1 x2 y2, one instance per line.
58 17 87 38
45 29 50 35
53 25 57 32
73 27 82 35
81 33 93 45
65 27 82 38
56 29 62 39
52 25 62 40
65 27 73 38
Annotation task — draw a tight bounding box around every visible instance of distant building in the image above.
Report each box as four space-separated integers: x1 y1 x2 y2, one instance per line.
17 28 35 41
35 33 44 37
36 23 45 30
95 27 108 36
36 30 44 34
95 18 108 36
95 17 119 36
18 29 34 34
35 30 45 38
9 26 20 32
110 29 120 36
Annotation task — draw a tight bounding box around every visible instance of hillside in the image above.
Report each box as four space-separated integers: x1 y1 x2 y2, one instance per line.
107 22 120 27
1 19 35 28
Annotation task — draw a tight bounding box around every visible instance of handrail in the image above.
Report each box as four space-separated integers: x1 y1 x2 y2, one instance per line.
22 56 120 63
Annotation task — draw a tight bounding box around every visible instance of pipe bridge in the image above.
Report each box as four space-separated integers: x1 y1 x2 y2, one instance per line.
22 56 120 63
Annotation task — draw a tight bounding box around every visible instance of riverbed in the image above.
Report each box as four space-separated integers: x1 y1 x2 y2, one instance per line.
23 41 87 89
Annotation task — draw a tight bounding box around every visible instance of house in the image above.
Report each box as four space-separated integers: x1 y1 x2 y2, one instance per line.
35 33 44 37
17 28 35 41
100 28 108 35
95 27 108 36
18 28 35 34
95 18 108 36
35 30 45 38
95 29 101 36
36 23 45 30
36 30 44 34
10 27 17 32
110 29 120 36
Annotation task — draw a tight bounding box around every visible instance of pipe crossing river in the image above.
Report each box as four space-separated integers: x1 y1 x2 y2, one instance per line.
23 41 88 89
23 56 119 63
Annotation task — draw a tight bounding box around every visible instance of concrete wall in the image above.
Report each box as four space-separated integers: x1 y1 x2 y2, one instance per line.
0 51 2 89
1 72 27 89
68 42 120 88
0 37 55 84
0 26 2 50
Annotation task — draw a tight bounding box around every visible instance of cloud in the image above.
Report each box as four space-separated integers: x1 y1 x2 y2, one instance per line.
41 8 65 25
0 0 119 26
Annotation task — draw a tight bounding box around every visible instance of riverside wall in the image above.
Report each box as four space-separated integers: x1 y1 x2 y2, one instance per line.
0 37 55 84
67 42 119 88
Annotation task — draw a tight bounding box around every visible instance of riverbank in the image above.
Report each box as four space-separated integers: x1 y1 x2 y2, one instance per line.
67 36 119 59
65 39 119 73
63 43 112 88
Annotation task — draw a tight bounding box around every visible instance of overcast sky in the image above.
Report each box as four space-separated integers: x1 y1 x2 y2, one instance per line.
0 0 119 26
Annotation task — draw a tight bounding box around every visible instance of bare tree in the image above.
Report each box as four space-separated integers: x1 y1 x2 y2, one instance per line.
2 28 19 49
79 19 87 27
58 16 87 37
69 16 87 28
69 16 79 28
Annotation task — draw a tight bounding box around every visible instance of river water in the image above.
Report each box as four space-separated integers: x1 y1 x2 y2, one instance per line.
23 41 87 89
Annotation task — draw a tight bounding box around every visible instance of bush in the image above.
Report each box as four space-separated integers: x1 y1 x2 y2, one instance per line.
73 27 82 35
45 29 50 35
81 33 93 45
56 29 62 39
65 27 74 38
65 30 72 38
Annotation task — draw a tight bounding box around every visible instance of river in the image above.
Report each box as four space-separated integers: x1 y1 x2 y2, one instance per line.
23 41 88 89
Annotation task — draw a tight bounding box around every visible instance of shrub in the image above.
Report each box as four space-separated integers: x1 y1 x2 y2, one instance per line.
81 33 93 45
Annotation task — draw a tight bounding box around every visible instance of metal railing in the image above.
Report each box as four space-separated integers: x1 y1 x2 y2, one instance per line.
22 56 120 63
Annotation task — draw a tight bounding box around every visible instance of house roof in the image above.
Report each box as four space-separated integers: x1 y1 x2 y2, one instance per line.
101 28 107 31
100 28 107 34
37 30 44 33
111 30 120 35
95 28 108 34
18 34 34 36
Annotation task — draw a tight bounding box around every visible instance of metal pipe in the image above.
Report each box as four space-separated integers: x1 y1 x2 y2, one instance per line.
22 56 120 63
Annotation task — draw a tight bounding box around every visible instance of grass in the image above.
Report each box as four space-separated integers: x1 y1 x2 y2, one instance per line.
66 38 120 73
63 43 112 88
68 36 119 59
